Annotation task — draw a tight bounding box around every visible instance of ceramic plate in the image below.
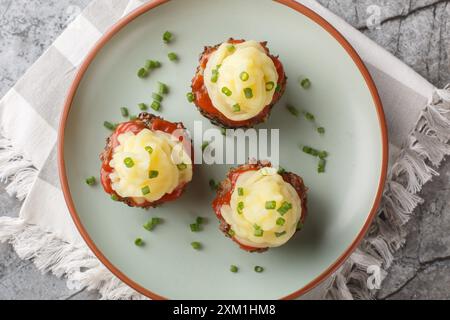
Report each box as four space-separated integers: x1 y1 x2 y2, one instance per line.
59 0 387 299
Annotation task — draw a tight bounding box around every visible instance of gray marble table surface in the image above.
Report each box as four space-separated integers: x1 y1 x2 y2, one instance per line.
0 0 449 300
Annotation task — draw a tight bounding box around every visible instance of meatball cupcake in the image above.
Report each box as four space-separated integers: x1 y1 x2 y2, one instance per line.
100 113 193 208
213 161 307 252
191 39 287 128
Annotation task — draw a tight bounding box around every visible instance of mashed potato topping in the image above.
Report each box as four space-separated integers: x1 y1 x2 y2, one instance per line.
220 168 302 248
109 128 192 204
204 41 278 121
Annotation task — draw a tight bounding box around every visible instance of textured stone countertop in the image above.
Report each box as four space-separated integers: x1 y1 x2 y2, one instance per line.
0 0 449 300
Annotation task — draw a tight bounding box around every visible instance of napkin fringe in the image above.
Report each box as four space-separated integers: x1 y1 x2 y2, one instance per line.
0 134 38 201
0 86 449 300
327 84 450 300
0 216 146 300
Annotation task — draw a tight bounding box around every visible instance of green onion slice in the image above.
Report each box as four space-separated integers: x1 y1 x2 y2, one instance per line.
187 92 195 103
237 202 244 214
148 170 159 179
277 202 292 215
141 185 150 195
177 163 187 171
124 157 134 168
265 81 275 91
163 31 173 43
191 242 202 250
221 87 232 97
276 217 286 226
240 71 249 82
151 101 161 111
265 201 276 210
120 107 129 117
152 92 163 102
243 88 253 99
286 105 299 117
85 176 96 186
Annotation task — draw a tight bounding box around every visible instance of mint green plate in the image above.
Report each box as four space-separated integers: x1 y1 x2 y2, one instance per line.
59 0 387 299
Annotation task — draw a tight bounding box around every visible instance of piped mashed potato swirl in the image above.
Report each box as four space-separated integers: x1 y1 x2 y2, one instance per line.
204 41 279 121
109 128 192 204
220 168 302 248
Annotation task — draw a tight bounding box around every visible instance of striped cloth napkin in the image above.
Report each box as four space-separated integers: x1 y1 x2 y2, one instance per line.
0 0 449 300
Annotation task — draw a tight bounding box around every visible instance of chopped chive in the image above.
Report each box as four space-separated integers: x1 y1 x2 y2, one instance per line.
211 68 219 83
276 217 286 226
191 241 202 250
123 157 134 168
254 228 264 237
277 167 286 175
103 121 116 131
220 127 226 136
317 127 326 134
254 224 261 230
137 68 149 78
318 150 328 159
230 265 238 273
300 78 311 89
228 229 235 237
237 202 244 214
237 187 244 196
143 218 162 231
141 185 150 195
265 201 276 210
254 266 264 273
275 83 281 92
297 221 304 231
209 179 219 191
163 31 173 43
190 223 201 232
177 163 187 171
227 45 236 53
138 103 148 111
275 231 287 238
151 101 161 111
152 92 163 102
187 92 195 103
130 115 137 121
111 194 119 201
318 159 326 173
158 82 169 95
221 87 232 97
277 202 292 215
302 146 320 157
146 60 161 69
148 170 159 179
120 107 129 117
265 81 275 91
243 88 253 99
85 176 96 186
196 217 205 225
303 111 315 121
232 104 241 112
168 52 178 61
240 71 249 82
134 238 144 246
201 141 210 152
143 221 155 231
286 105 299 117
145 146 154 154
152 217 162 225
